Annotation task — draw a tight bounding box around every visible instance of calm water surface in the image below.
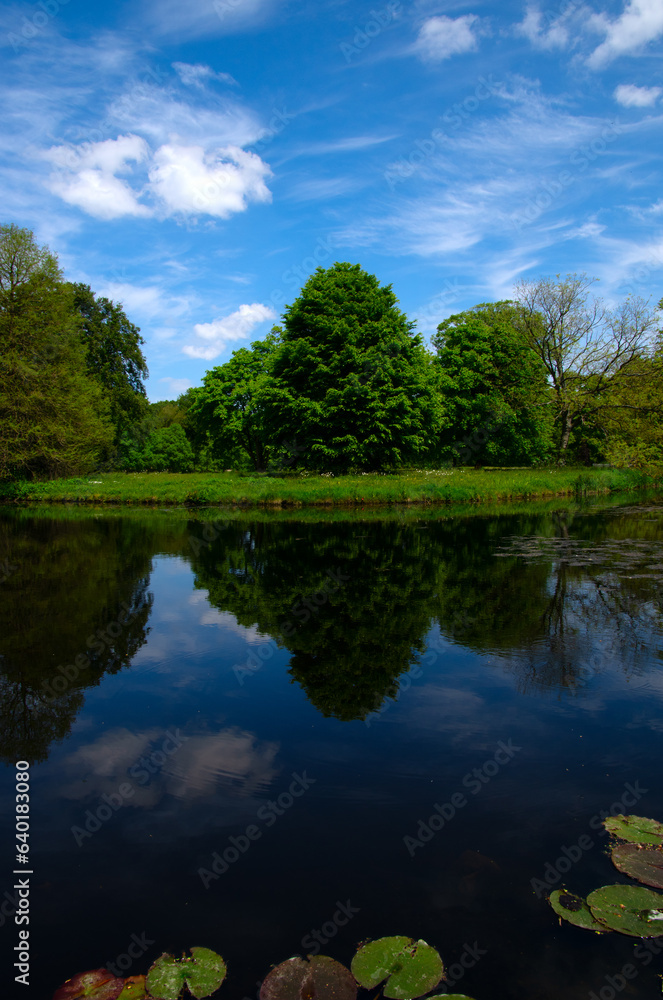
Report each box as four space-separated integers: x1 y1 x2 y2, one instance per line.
1 493 663 1000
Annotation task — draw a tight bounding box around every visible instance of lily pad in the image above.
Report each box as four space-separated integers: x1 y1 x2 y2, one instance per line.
259 955 356 1000
146 948 227 1000
351 937 412 990
603 815 663 845
351 937 444 999
185 948 227 999
587 884 663 937
611 844 663 889
146 955 182 1000
548 890 611 932
52 970 125 1000
118 978 147 1000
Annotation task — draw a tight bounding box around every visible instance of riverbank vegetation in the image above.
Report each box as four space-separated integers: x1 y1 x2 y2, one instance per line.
2 224 662 488
0 466 656 507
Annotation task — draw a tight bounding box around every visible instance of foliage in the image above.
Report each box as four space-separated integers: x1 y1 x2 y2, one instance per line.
131 424 195 473
145 948 226 1000
548 814 663 938
603 813 663 844
53 939 455 1000
586 884 663 937
432 302 554 466
513 274 661 459
118 399 200 473
0 466 653 507
259 263 442 472
611 844 663 889
187 333 280 471
351 937 444 999
69 283 149 444
260 955 356 1000
0 224 114 480
548 890 609 932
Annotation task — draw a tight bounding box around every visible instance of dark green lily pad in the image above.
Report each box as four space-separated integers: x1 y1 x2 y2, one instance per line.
351 937 444 999
549 890 611 932
612 844 663 889
259 955 356 1000
146 948 227 1000
587 884 663 937
118 978 147 1000
426 996 477 999
52 970 125 1000
603 815 663 845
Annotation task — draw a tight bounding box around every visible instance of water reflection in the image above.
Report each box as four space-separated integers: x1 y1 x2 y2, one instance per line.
188 519 436 720
1 499 662 763
0 515 153 764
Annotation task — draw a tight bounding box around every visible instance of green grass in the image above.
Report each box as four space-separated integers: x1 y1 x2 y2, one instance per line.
0 466 658 507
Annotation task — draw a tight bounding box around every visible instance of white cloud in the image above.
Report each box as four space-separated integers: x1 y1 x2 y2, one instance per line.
412 15 480 62
149 144 272 218
184 303 276 360
172 62 237 87
588 0 663 68
44 134 150 220
514 5 571 50
614 83 662 106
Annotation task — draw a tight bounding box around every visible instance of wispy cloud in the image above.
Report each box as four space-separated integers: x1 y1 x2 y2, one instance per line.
184 303 276 360
159 376 193 396
514 4 574 50
140 0 277 40
172 62 237 87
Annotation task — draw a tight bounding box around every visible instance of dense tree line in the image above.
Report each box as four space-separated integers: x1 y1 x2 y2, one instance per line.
1 225 661 480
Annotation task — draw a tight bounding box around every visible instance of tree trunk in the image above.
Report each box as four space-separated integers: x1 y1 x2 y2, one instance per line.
558 410 573 455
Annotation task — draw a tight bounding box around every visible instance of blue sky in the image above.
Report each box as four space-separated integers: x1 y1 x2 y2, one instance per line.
1 0 662 401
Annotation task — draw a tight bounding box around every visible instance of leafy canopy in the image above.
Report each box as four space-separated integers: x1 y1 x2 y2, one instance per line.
260 262 442 473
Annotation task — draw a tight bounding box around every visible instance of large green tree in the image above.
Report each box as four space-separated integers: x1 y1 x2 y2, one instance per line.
69 283 149 444
513 274 660 459
0 225 113 480
259 262 442 472
432 302 554 465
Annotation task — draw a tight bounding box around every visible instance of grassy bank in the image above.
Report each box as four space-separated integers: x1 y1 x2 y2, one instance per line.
0 467 658 507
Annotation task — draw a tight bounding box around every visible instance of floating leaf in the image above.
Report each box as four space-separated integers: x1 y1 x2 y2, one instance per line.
603 815 663 845
52 970 125 1000
185 948 227 1000
426 996 477 999
351 937 412 990
548 890 611 932
118 978 147 1000
587 884 663 937
611 844 663 889
351 937 444 999
146 948 226 1000
259 955 356 1000
146 955 182 1000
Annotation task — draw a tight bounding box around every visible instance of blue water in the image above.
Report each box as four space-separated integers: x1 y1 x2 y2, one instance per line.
1 496 662 999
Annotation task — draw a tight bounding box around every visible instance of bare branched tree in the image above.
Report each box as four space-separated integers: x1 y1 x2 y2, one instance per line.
513 273 660 456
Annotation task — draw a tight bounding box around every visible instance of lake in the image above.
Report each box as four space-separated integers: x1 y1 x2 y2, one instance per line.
1 492 663 1000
